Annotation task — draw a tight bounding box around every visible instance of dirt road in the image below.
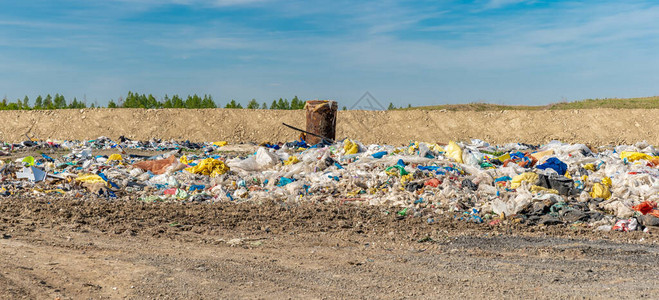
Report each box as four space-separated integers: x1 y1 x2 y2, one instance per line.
1 197 657 299
0 108 657 145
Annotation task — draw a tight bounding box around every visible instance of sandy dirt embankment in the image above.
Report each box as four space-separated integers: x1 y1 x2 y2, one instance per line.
0 108 657 145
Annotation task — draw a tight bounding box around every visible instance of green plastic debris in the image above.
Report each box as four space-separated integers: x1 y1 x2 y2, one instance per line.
385 165 409 176
22 156 35 167
397 207 408 216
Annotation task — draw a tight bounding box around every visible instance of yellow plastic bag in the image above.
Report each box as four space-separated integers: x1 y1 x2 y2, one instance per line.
590 182 611 200
180 155 193 165
583 163 595 171
106 154 123 163
400 174 413 185
620 151 654 162
185 158 230 177
530 185 559 194
430 143 444 152
445 141 463 164
213 141 228 147
284 156 300 165
510 172 538 189
408 141 419 154
601 176 612 187
76 174 106 184
343 139 359 155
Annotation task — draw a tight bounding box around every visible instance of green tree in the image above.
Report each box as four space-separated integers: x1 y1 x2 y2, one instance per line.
138 94 148 108
34 95 43 109
342 106 347 111
261 102 267 109
53 93 61 108
163 95 173 108
185 94 202 108
14 98 23 110
201 95 216 108
108 99 118 108
291 96 305 109
43 94 54 109
61 94 68 108
53 93 67 109
22 96 30 109
147 94 160 108
225 99 239 109
387 102 396 110
270 99 278 109
7 99 20 110
247 98 259 109
69 98 79 108
172 95 184 108
123 91 149 108
290 97 299 110
194 94 203 108
77 98 87 108
121 92 130 107
277 98 290 110
123 91 136 108
75 97 85 108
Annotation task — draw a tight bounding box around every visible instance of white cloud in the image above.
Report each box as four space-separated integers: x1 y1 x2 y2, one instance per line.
212 0 267 7
483 0 528 9
191 37 252 49
110 0 267 8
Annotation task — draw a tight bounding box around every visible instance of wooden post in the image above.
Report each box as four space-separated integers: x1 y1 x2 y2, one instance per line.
304 100 337 144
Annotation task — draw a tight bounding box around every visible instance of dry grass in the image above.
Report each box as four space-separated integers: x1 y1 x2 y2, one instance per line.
404 96 659 111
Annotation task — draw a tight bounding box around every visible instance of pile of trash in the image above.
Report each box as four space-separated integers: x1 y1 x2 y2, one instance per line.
1 137 658 232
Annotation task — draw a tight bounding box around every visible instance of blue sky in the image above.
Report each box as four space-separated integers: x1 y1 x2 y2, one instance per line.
1 0 659 107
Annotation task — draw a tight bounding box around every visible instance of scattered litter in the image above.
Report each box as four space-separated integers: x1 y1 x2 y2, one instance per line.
1 136 657 233
16 166 47 182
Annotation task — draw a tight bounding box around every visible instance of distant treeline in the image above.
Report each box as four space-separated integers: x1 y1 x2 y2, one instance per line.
0 91 308 110
0 94 88 110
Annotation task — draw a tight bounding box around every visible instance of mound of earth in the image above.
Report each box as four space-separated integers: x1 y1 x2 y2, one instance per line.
0 108 657 145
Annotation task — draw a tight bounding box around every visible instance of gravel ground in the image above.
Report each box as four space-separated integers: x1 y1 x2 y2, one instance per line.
0 198 657 299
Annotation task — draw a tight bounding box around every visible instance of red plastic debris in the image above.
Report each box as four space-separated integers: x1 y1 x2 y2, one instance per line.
424 178 441 188
632 201 657 215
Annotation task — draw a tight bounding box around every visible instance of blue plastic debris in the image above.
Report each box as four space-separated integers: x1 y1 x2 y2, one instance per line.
396 159 406 167
98 173 120 189
189 184 205 192
536 157 568 175
277 177 295 187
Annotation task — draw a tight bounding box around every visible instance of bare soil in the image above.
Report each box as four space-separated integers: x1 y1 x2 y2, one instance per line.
0 108 657 145
1 197 657 299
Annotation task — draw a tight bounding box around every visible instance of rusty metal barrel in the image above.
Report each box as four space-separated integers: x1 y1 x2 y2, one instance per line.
304 100 337 144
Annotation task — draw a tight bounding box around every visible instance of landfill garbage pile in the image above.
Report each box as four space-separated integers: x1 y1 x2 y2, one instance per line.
1 136 658 233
